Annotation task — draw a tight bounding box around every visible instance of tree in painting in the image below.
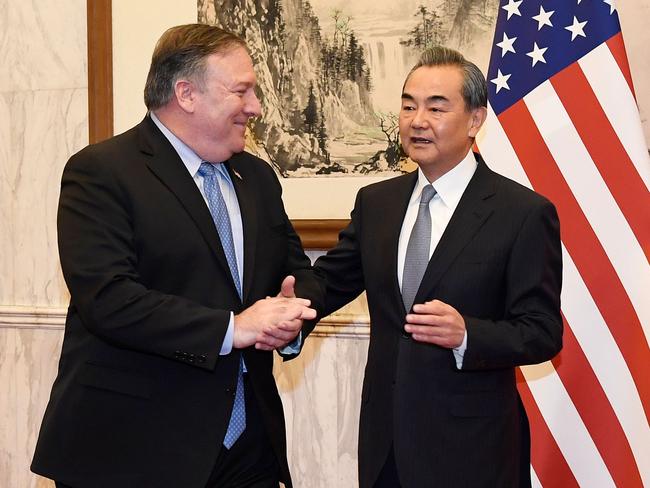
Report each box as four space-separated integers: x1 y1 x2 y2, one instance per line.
197 0 498 177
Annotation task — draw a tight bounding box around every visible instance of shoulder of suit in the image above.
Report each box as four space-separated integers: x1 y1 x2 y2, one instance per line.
358 171 415 196
70 123 140 162
488 166 555 210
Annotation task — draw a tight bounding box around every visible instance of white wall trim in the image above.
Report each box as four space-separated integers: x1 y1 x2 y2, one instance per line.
0 306 370 338
0 306 67 329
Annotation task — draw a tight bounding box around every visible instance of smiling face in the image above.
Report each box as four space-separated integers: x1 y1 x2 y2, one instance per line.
186 47 262 162
399 65 486 181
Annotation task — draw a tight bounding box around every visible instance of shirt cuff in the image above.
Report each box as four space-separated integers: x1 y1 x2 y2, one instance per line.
452 330 468 369
219 312 235 355
279 331 303 354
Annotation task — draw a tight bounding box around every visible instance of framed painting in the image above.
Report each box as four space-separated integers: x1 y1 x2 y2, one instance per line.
87 0 500 247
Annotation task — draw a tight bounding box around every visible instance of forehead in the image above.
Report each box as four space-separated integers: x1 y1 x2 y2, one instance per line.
403 65 464 100
205 47 256 83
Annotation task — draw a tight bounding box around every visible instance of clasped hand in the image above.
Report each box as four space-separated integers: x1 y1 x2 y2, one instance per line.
233 276 316 350
404 299 465 348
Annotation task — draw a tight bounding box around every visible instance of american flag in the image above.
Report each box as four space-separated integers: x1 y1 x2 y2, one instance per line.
476 0 650 486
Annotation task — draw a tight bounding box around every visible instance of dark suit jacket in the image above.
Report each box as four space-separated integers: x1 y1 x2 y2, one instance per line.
314 156 563 488
31 116 321 488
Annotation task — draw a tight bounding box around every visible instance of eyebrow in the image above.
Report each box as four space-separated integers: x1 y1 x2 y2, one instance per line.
401 92 449 104
232 81 255 90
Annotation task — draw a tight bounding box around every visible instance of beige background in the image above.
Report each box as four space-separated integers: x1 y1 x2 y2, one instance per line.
0 0 648 486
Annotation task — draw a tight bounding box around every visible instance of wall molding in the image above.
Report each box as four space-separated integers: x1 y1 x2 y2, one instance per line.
0 306 370 338
0 306 67 329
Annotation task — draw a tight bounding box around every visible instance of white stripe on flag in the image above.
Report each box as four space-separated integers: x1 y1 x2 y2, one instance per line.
579 43 650 190
561 246 650 484
478 106 650 485
476 106 533 188
523 80 650 337
521 362 615 488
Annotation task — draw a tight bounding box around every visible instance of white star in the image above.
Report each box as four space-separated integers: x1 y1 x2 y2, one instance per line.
603 0 617 14
565 16 588 41
491 69 511 93
526 42 548 66
532 6 554 30
496 32 517 57
502 0 523 20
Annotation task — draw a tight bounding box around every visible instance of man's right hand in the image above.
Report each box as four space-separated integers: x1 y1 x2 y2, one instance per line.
233 296 316 349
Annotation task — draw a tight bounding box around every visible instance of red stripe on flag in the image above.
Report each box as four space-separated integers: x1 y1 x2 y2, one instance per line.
607 32 636 98
551 63 650 261
499 101 650 420
516 369 579 488
553 315 643 487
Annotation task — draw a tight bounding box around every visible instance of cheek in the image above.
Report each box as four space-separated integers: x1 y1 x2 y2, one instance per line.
398 119 409 139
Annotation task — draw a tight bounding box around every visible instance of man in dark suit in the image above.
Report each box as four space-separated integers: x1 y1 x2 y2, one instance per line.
31 24 321 488
314 46 563 487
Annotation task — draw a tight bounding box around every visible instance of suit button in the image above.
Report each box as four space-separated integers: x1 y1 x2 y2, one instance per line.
401 330 410 339
198 355 207 364
187 354 195 363
174 350 182 359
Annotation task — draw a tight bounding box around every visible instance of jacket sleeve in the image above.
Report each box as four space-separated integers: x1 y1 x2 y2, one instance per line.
58 150 229 370
461 199 563 370
312 190 367 318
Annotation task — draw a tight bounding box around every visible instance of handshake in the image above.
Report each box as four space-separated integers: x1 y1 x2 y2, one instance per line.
233 275 317 351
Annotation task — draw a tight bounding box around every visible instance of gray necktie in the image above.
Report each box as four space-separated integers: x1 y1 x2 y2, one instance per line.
198 162 245 449
402 185 436 312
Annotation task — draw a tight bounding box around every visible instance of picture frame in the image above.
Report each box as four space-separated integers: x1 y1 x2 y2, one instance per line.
86 0 362 248
87 0 502 249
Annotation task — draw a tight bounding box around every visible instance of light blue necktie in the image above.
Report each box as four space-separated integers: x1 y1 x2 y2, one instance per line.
198 162 245 449
402 185 436 312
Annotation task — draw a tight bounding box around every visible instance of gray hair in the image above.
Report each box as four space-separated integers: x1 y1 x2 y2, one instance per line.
405 46 487 111
144 23 247 110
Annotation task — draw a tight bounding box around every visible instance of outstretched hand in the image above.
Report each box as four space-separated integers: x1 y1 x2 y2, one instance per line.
254 275 310 351
233 276 315 350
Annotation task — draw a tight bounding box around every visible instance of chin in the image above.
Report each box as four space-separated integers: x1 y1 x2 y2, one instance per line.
232 142 246 154
406 147 438 161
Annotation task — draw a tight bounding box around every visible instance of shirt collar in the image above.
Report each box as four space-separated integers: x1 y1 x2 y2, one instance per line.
413 150 478 209
149 111 203 177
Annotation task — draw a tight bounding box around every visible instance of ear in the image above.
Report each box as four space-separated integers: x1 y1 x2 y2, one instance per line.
468 106 487 138
174 79 197 113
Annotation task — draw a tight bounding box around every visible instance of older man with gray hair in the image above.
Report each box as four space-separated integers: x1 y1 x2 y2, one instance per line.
314 46 563 488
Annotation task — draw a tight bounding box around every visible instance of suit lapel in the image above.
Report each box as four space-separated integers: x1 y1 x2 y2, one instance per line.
413 158 496 305
382 172 419 317
226 158 258 304
137 117 237 295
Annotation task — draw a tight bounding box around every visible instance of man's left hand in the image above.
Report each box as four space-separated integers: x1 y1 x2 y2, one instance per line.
404 299 465 348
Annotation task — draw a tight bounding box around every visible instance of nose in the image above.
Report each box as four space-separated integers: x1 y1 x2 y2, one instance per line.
411 108 429 129
245 91 262 118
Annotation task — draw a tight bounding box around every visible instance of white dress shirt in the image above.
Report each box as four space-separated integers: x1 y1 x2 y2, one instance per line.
397 150 478 368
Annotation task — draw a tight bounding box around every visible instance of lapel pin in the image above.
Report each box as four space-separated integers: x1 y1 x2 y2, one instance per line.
232 169 243 181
